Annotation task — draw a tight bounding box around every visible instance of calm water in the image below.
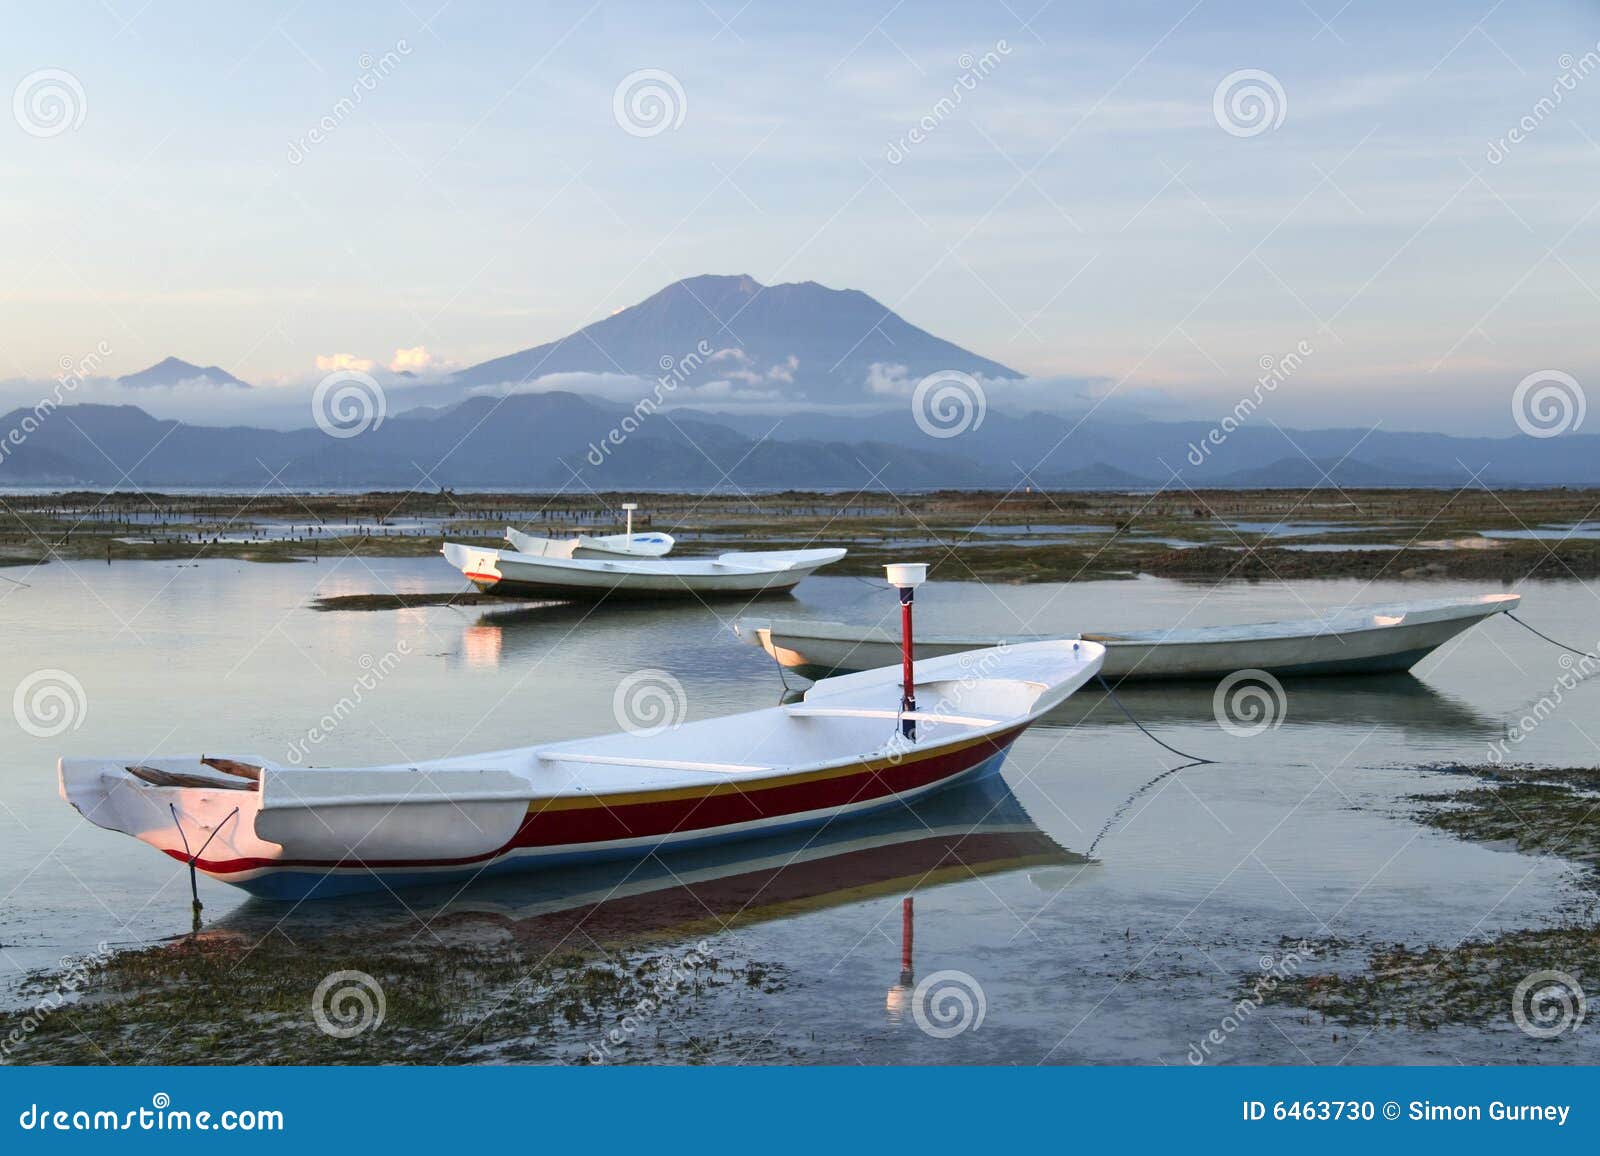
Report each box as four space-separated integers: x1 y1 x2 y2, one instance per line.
3 557 1598 1064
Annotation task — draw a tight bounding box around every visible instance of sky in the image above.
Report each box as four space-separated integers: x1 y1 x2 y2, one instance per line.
3 0 1599 435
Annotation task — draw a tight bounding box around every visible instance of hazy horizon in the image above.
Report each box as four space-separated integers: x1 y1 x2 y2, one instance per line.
6 1 1599 436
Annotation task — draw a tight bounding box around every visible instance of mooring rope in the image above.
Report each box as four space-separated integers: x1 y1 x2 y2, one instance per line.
1505 611 1600 662
1095 673 1216 765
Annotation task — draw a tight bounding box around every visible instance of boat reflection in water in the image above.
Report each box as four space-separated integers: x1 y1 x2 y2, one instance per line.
216 774 1085 952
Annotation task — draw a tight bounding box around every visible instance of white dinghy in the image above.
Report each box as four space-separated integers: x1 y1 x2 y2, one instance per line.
442 540 845 600
504 503 675 560
736 593 1521 682
59 564 1103 900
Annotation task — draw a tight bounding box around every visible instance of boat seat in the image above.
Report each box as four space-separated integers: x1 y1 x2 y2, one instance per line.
536 751 771 774
784 706 1001 727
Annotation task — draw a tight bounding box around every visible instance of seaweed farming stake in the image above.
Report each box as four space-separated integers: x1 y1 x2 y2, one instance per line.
885 563 928 740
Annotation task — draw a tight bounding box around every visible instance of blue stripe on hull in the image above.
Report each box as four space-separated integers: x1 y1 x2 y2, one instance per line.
227 747 1015 901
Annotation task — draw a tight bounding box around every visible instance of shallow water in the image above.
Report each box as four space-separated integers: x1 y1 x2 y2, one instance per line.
3 557 1598 1064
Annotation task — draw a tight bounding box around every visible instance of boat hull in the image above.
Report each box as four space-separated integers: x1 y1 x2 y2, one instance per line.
740 595 1519 682
445 543 845 601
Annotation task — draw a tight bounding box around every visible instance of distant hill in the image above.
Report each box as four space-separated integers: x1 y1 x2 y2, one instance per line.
117 357 251 389
452 274 1023 401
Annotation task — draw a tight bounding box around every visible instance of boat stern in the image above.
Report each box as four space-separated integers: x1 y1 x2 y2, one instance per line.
442 541 504 591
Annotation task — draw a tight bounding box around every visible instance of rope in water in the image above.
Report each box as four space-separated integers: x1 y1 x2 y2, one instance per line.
1095 672 1216 765
1506 611 1600 662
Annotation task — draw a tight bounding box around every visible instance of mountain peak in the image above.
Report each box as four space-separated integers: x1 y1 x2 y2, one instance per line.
118 357 251 389
453 274 1022 399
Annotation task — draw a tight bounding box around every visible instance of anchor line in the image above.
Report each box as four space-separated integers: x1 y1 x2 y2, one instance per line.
1094 673 1216 765
1505 612 1600 662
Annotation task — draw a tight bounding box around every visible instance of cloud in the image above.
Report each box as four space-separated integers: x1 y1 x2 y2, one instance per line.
315 353 376 373
388 345 434 373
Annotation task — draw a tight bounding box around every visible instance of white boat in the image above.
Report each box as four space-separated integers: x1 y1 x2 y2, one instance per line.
736 593 1521 682
442 541 846 600
58 639 1105 900
504 502 675 559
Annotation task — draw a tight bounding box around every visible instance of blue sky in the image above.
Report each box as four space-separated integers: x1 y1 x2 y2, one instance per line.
4 0 1598 434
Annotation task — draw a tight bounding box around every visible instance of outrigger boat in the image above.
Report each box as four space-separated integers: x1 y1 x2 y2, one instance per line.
736 593 1520 682
441 541 846 601
59 564 1104 900
504 503 675 560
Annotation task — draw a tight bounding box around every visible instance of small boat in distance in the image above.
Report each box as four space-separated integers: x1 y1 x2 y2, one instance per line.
736 593 1521 682
441 541 846 601
504 502 675 560
60 563 1104 899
